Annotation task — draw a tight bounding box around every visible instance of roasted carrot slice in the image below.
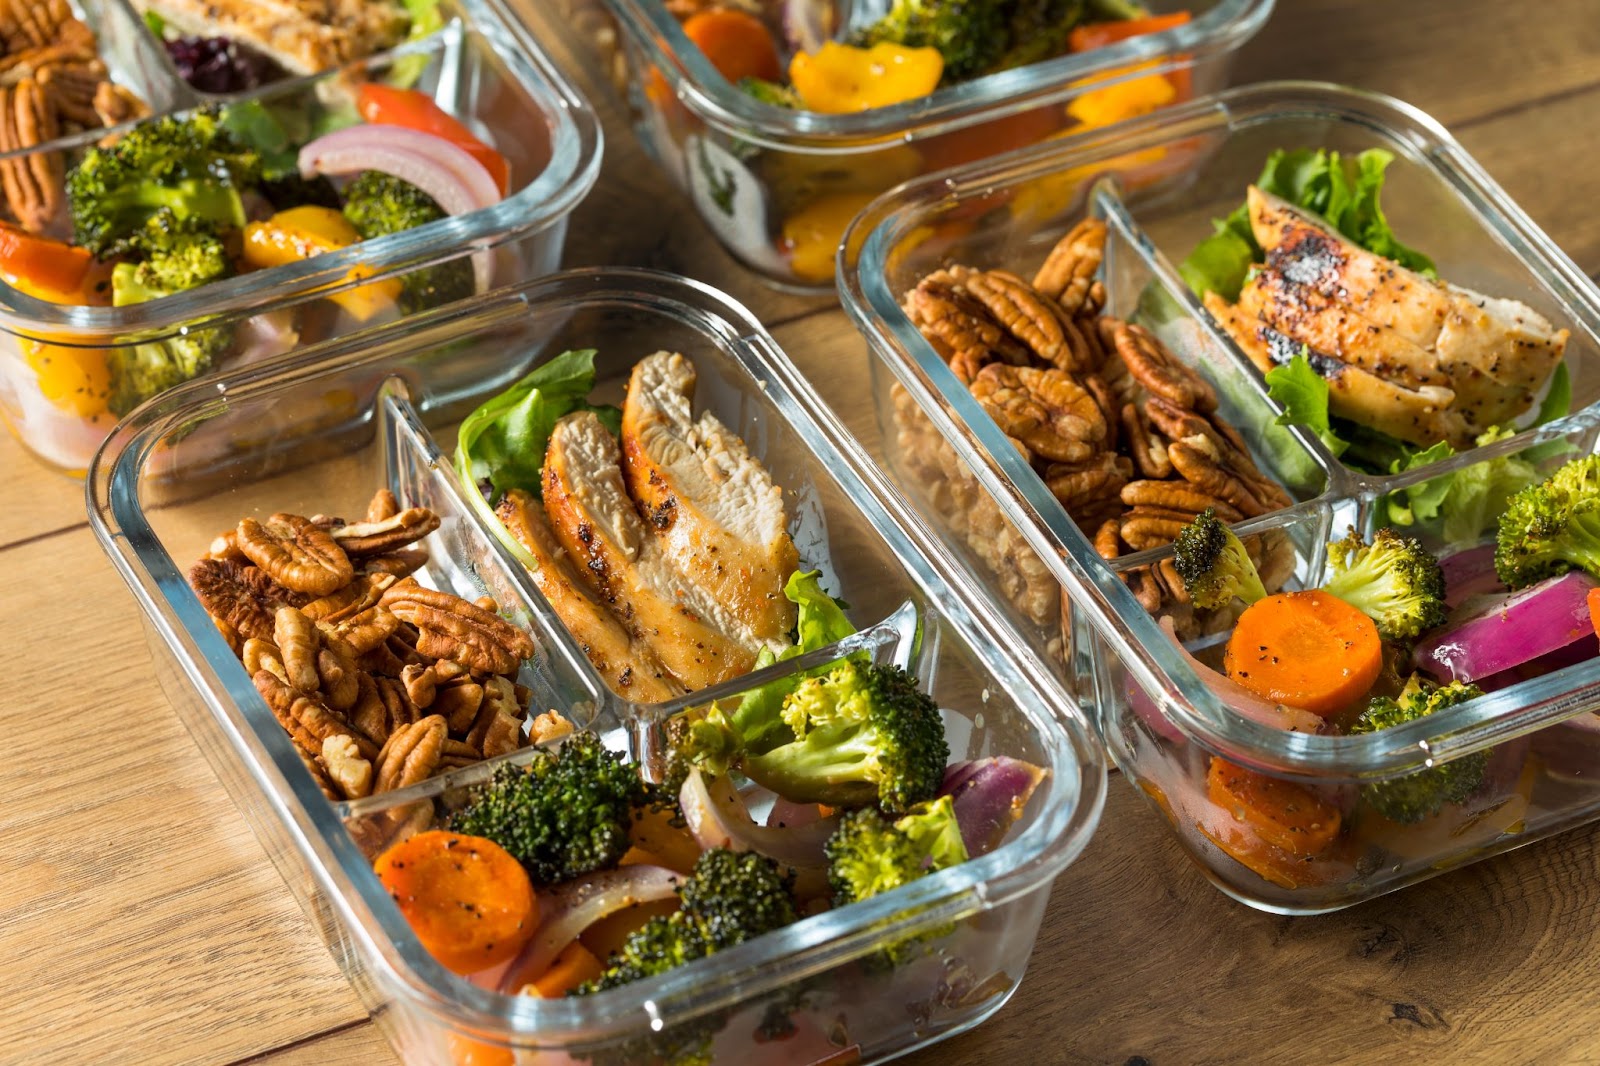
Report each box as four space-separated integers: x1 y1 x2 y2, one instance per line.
522 941 605 998
1224 590 1383 716
1206 757 1341 857
374 830 538 976
682 9 782 84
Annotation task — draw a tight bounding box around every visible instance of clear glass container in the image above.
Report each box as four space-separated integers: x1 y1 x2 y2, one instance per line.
65 0 198 115
0 0 601 477
556 0 1271 290
841 81 1600 912
88 268 1106 1063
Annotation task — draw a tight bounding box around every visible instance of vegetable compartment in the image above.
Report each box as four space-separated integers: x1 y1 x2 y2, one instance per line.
89 268 1105 1063
843 81 1600 912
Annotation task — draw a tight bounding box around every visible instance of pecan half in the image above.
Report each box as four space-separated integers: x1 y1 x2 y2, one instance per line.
1169 436 1273 518
1120 402 1172 480
253 670 377 761
433 679 486 734
1120 481 1241 522
366 488 400 523
321 735 372 800
970 364 1105 464
962 268 1093 372
190 559 302 642
1093 518 1122 561
1042 453 1131 519
1032 218 1106 314
400 662 439 711
330 507 441 557
381 579 535 676
373 715 447 793
242 637 286 683
529 710 576 747
297 749 342 803
273 606 321 693
1116 323 1217 414
92 81 146 127
316 639 361 712
237 513 354 596
359 550 429 579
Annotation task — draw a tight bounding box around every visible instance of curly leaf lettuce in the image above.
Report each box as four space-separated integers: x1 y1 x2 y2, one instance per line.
455 348 621 502
1180 147 1433 302
1264 352 1348 458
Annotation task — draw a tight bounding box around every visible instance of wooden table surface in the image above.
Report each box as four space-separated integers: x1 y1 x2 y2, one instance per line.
7 2 1600 1063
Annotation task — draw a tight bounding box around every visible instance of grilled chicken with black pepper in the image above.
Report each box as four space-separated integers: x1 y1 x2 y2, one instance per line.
495 488 681 704
131 0 409 76
542 410 776 692
620 351 799 648
1207 186 1568 449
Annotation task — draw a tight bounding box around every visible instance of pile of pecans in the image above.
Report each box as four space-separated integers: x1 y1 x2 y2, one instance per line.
892 217 1295 641
0 0 148 232
188 488 549 803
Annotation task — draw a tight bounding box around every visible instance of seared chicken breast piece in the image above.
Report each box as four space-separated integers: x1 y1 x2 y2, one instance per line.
542 411 761 691
1205 291 1470 448
132 0 409 76
495 489 681 704
1246 186 1567 437
620 351 799 649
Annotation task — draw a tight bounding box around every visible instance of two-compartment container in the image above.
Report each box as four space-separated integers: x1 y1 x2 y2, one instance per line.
0 0 601 476
88 269 1107 1064
565 0 1272 289
844 81 1600 912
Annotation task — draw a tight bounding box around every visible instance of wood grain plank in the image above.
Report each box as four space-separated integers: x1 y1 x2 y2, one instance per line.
0 425 93 548
1231 0 1600 129
0 530 366 1066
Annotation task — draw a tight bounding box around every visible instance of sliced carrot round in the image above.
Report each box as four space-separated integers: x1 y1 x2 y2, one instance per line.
1224 590 1383 716
374 830 538 976
1206 757 1342 858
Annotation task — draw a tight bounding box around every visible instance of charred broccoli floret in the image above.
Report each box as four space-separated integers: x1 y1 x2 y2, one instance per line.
66 108 259 258
102 324 232 416
993 0 1084 70
1173 507 1268 611
112 211 232 295
340 170 474 313
738 76 800 108
450 731 648 885
852 0 1010 82
1494 454 1600 590
674 660 948 815
1350 678 1487 824
578 848 797 994
1322 527 1447 642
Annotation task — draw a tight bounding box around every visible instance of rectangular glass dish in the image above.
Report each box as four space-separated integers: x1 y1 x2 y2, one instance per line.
840 81 1600 912
556 0 1270 290
88 268 1106 1063
0 0 600 478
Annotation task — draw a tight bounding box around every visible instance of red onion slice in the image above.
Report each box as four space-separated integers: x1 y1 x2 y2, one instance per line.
680 770 837 871
496 865 683 994
1414 571 1599 683
298 123 502 293
1439 543 1503 608
938 758 1046 858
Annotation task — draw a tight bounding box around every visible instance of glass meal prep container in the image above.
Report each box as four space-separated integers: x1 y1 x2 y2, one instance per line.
88 268 1107 1064
841 80 1600 912
558 0 1271 290
0 0 601 478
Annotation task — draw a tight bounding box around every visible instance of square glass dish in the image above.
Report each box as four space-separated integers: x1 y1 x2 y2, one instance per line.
555 0 1270 290
88 268 1106 1063
840 81 1600 911
0 0 600 478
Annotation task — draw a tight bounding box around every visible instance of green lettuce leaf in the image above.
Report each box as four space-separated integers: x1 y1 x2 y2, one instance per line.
386 0 445 88
455 349 621 502
1264 352 1348 458
1383 440 1455 526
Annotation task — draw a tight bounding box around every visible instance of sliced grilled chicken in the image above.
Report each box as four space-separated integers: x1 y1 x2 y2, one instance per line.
1205 292 1470 448
620 351 799 650
132 0 409 76
495 489 681 704
542 411 760 691
1247 186 1567 433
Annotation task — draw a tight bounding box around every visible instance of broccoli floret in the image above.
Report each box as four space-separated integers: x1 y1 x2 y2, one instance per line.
1494 454 1600 589
66 108 260 258
106 240 234 415
1173 507 1268 611
737 76 800 108
114 211 232 294
340 170 473 313
824 796 969 966
450 731 648 885
993 0 1085 70
261 172 343 212
579 848 797 994
1322 526 1447 642
1350 678 1488 824
676 660 948 815
103 323 232 416
853 0 1010 83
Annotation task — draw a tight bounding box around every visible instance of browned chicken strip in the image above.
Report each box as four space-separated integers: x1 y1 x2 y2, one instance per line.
1247 186 1567 435
132 0 409 76
620 351 799 650
542 411 760 691
1205 291 1470 448
495 489 681 704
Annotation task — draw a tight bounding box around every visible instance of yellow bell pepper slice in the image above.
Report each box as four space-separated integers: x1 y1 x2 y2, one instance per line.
241 206 401 323
789 42 943 114
1066 61 1179 129
781 190 881 284
24 341 112 418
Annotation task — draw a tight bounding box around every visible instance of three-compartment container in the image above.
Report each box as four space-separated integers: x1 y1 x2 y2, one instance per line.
89 268 1107 1063
842 81 1600 912
562 0 1271 289
0 0 600 476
